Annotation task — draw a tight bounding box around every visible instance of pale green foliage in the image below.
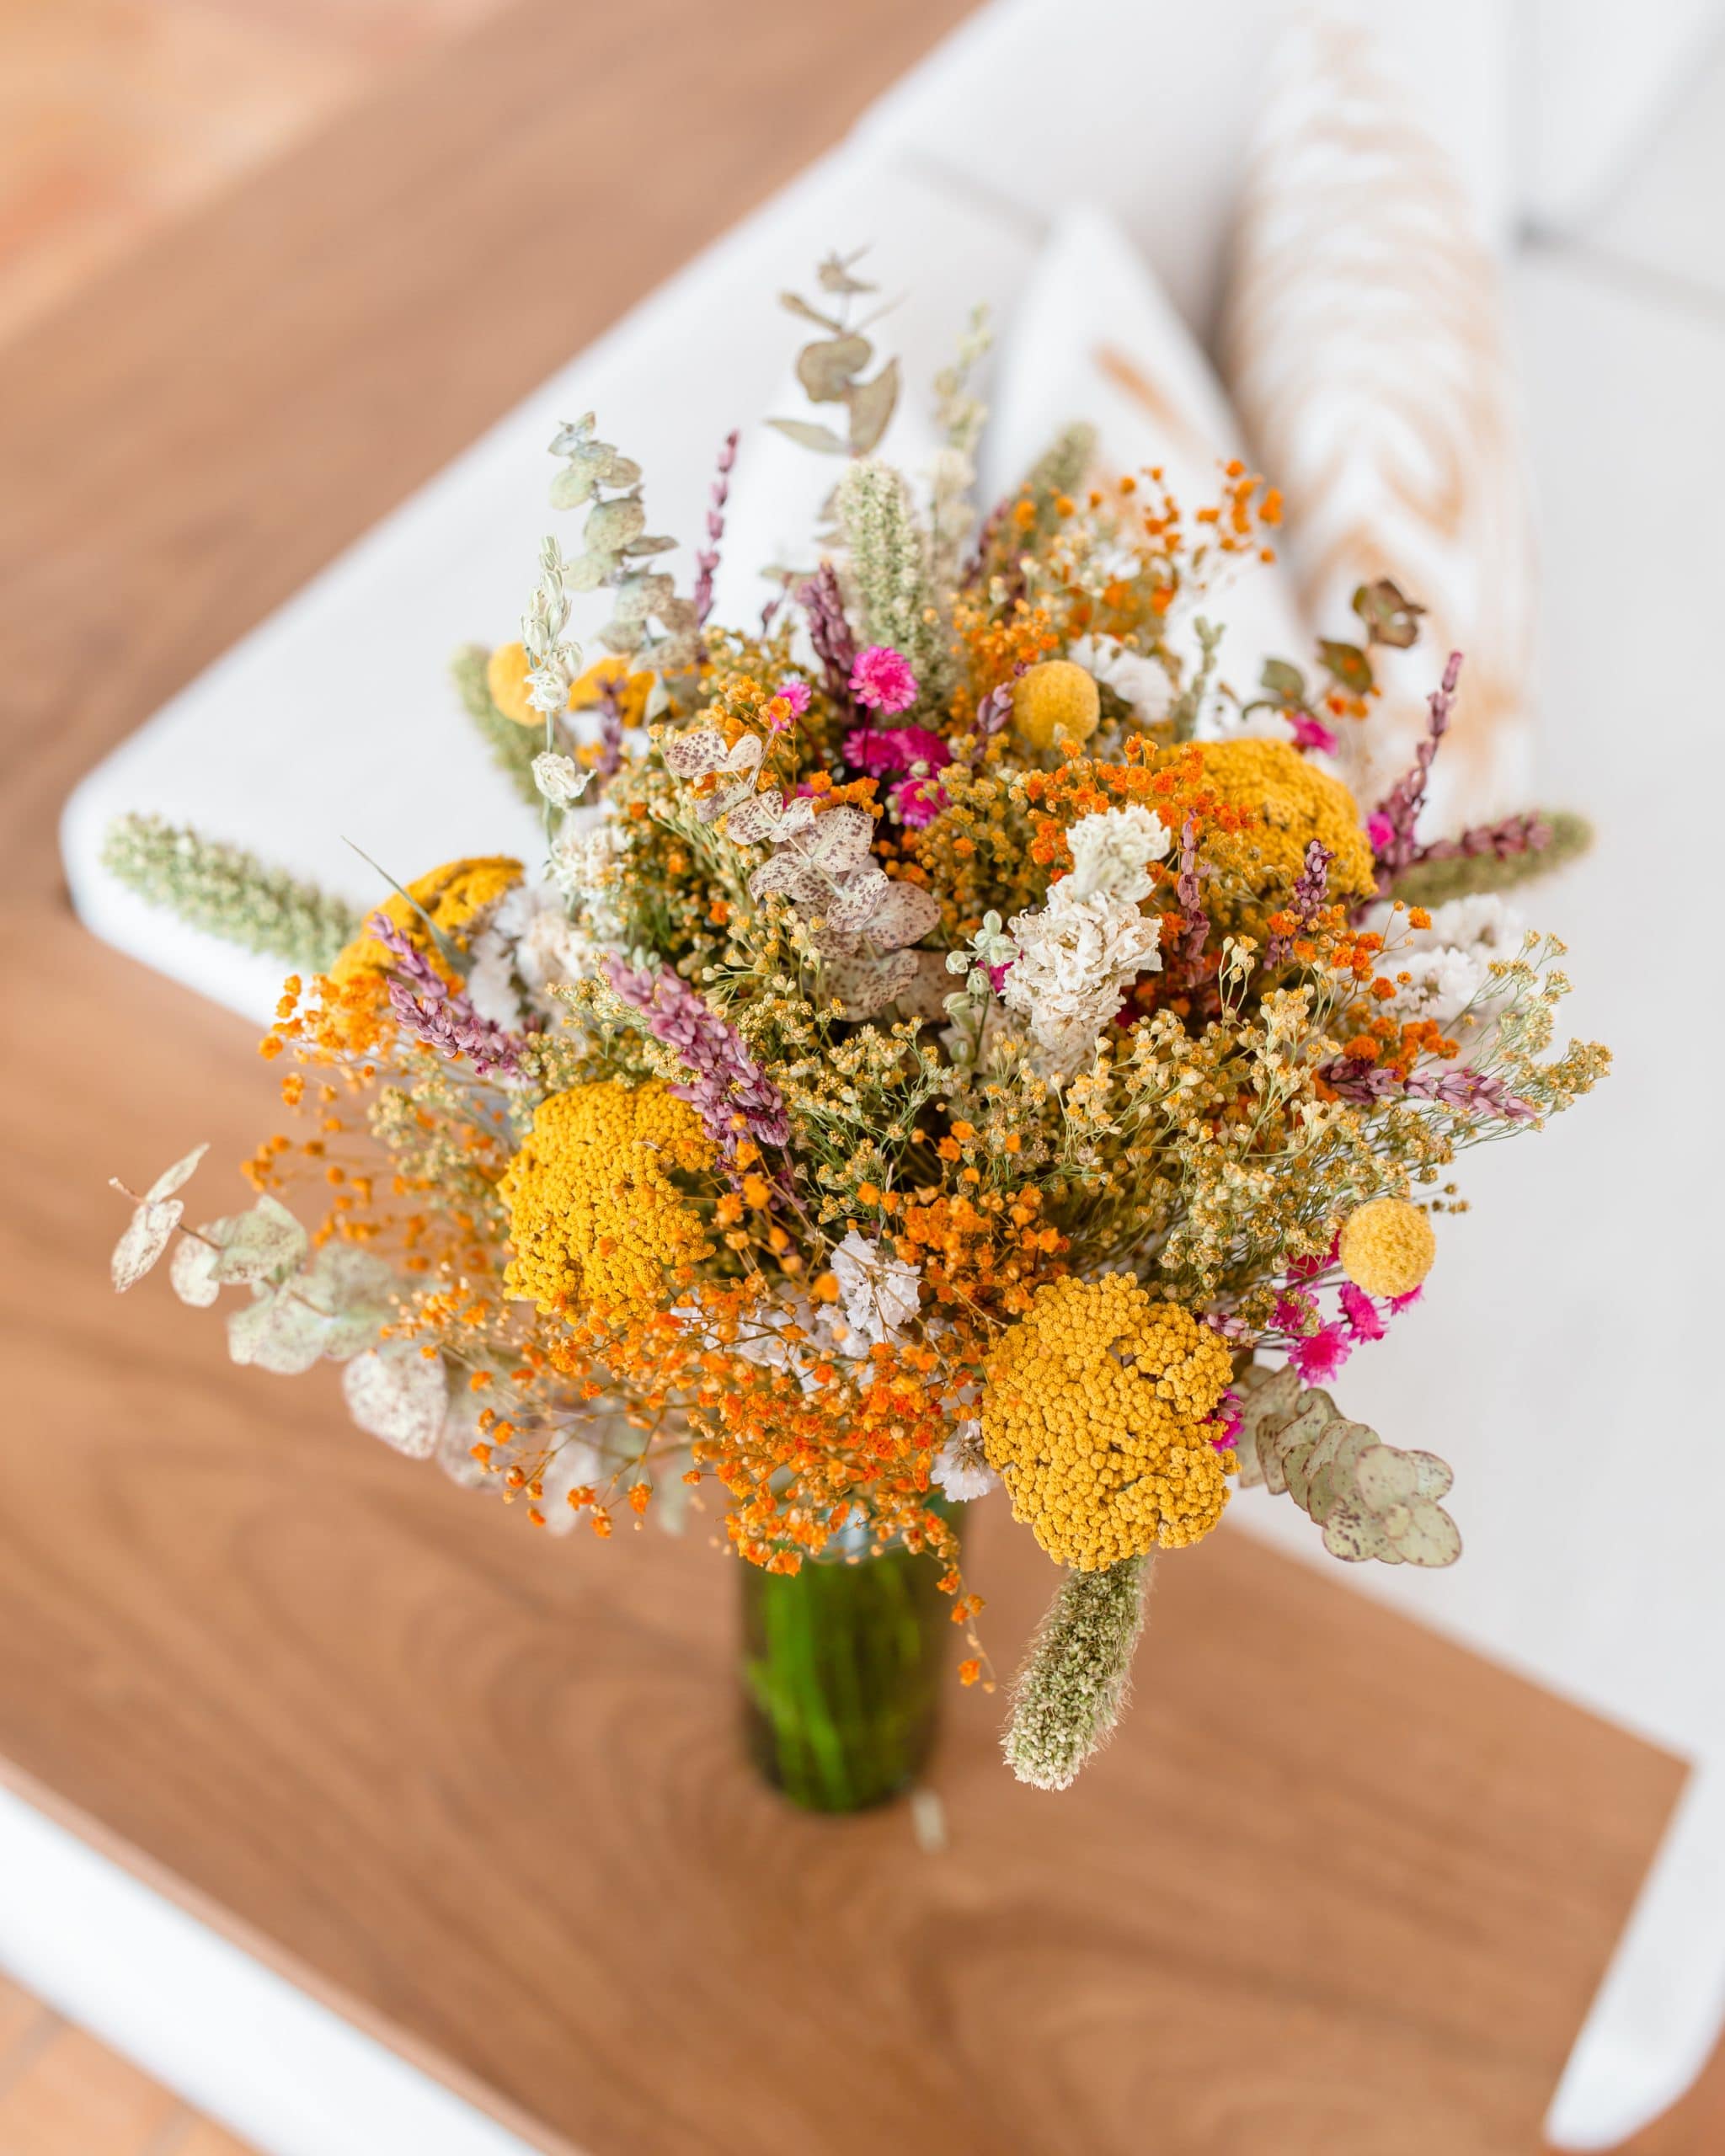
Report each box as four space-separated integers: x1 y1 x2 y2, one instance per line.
109 1144 208 1291
102 814 360 969
547 413 696 668
767 250 901 458
835 457 952 704
1003 1553 1153 1790
1233 1364 1461 1566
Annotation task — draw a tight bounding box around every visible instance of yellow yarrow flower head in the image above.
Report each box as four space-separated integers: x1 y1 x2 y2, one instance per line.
981 1273 1236 1570
1338 1198 1436 1299
1188 738 1375 940
500 1080 714 1318
486 640 537 725
486 642 658 730
328 856 523 995
1012 659 1101 752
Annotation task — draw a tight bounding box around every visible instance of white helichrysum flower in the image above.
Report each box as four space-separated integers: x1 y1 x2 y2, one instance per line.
1386 893 1526 1026
931 1420 999 1502
532 750 590 807
1063 804 1172 904
551 814 620 906
1002 884 1162 1076
1069 635 1175 727
829 1229 922 1346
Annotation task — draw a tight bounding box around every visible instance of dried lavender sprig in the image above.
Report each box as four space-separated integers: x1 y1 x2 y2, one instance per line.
1172 815 1210 972
1003 1554 1153 1790
603 957 790 1178
102 813 361 969
1371 649 1463 890
1411 808 1549 867
1318 1055 1535 1121
1267 840 1333 966
798 561 857 715
370 912 522 1080
692 429 739 629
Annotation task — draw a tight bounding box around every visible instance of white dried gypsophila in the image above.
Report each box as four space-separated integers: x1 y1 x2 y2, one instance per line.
1001 884 1162 1078
1062 804 1172 904
828 1229 921 1347
930 1420 999 1502
531 750 590 808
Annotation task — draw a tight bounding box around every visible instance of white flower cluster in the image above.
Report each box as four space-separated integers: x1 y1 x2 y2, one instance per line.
829 1229 922 1347
931 1419 999 1502
1386 894 1526 1028
465 879 601 1031
1001 808 1168 1076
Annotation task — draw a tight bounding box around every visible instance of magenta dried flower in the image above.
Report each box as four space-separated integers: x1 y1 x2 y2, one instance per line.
849 644 919 716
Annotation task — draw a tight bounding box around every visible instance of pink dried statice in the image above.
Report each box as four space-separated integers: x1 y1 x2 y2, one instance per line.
1284 707 1338 755
894 775 948 829
849 644 919 715
602 956 790 1180
1290 1326 1351 1384
369 912 523 1080
842 723 951 777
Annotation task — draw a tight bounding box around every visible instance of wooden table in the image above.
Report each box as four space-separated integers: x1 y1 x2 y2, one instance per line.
0 2 1698 2149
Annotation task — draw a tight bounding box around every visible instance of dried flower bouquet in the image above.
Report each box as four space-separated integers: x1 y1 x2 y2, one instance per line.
105 259 1605 1790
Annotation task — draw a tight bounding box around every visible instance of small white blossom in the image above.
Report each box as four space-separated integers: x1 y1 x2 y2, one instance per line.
1385 893 1525 1027
532 750 590 807
1002 883 1162 1077
1063 804 1172 904
829 1230 921 1346
931 1422 999 1502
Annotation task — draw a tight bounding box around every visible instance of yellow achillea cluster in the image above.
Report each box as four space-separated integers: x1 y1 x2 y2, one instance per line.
486 642 657 729
499 1080 714 1317
328 856 522 991
980 1274 1236 1569
1190 739 1375 937
1338 1197 1436 1299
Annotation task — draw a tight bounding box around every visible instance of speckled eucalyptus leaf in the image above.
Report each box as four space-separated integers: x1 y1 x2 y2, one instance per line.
110 1197 183 1293
205 1195 308 1287
846 359 900 454
598 452 641 487
227 1289 332 1376
169 1235 221 1307
622 534 678 557
1234 1364 1461 1567
797 334 871 403
599 620 645 655
549 463 598 510
766 417 848 456
584 496 646 552
343 1345 446 1459
566 549 615 593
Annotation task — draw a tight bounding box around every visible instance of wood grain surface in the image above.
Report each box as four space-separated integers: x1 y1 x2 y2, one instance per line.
0 1 1696 2151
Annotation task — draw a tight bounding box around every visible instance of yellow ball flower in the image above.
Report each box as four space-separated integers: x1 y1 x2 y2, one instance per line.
1338 1198 1436 1299
1012 660 1101 752
500 1081 714 1317
1188 738 1375 939
981 1273 1235 1570
486 643 659 730
486 640 537 725
328 856 522 995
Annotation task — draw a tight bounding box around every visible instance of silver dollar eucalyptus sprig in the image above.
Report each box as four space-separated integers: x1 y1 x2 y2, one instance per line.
1003 1554 1154 1790
546 413 697 670
767 249 900 459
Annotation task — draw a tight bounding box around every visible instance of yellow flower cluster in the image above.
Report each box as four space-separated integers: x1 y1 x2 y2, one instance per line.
980 1273 1236 1569
1013 659 1101 751
328 855 521 992
499 1080 714 1316
1190 738 1375 937
1338 1197 1436 1299
485 643 657 729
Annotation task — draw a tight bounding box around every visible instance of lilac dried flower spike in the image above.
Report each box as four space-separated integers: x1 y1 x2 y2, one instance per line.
1371 650 1462 889
692 429 739 630
798 562 858 714
369 913 523 1081
1267 840 1333 966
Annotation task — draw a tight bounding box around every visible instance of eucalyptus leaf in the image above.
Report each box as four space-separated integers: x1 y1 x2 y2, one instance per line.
1259 658 1307 705
549 465 597 510
1318 639 1374 695
206 1194 308 1286
599 620 645 655
110 1197 183 1293
169 1235 221 1308
583 496 646 552
796 334 872 404
845 359 900 454
146 1143 209 1204
566 549 614 593
622 533 678 557
227 1288 333 1377
343 1346 446 1459
597 452 642 487
779 291 843 333
766 417 849 456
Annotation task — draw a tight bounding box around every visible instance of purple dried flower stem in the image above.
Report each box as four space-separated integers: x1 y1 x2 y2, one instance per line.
1317 1055 1536 1121
370 912 523 1080
692 430 739 631
1267 841 1333 966
1410 809 1551 868
1370 650 1463 892
798 563 858 717
1172 816 1210 972
603 956 792 1186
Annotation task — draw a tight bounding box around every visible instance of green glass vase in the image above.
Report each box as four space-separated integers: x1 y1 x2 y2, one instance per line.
740 1505 958 1813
